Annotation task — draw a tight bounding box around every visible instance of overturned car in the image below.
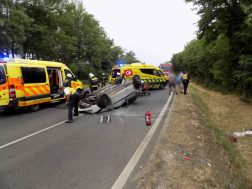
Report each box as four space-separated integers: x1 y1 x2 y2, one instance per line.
78 75 142 114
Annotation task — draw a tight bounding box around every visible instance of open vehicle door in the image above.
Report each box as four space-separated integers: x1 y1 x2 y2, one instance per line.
20 65 51 107
0 64 9 106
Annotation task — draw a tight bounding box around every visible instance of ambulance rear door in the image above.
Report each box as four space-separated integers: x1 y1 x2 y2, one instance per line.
20 65 51 106
0 64 9 106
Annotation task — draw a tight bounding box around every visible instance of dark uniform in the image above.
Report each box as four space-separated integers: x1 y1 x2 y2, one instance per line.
88 76 98 92
182 72 190 94
64 77 72 87
100 75 107 87
65 87 79 122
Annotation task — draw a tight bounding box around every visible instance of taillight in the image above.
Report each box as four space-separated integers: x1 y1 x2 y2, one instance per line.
9 85 16 98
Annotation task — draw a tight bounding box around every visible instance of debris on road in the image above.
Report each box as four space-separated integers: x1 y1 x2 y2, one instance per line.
233 130 252 137
183 157 190 160
228 185 236 189
100 115 111 123
226 134 237 142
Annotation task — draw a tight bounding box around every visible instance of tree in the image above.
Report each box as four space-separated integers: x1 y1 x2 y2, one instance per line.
0 0 33 58
123 50 139 64
111 46 124 65
185 0 252 97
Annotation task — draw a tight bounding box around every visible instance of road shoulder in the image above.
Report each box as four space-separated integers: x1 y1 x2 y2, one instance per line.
135 91 236 189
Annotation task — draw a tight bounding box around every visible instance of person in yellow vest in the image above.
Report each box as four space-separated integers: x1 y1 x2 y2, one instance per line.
182 70 190 94
108 75 112 84
60 83 79 123
88 73 99 92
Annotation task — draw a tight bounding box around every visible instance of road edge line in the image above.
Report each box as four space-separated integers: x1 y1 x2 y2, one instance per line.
0 114 83 150
111 93 174 189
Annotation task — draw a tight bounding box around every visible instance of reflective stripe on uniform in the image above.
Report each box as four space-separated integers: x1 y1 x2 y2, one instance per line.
66 87 77 95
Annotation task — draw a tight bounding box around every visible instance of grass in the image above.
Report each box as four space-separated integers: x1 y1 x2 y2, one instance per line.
189 85 242 166
189 85 247 188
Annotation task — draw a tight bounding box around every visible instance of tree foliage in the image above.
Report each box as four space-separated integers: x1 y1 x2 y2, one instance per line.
0 0 139 78
172 0 252 99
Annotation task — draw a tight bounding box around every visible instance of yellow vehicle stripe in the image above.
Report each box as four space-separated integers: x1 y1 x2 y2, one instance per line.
39 86 47 93
25 88 34 96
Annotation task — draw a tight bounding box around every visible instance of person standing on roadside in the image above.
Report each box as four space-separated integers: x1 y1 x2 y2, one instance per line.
100 73 107 87
182 70 190 94
168 72 177 95
176 71 183 93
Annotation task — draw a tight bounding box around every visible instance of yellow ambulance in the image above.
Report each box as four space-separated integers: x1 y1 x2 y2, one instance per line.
111 63 167 89
0 58 83 111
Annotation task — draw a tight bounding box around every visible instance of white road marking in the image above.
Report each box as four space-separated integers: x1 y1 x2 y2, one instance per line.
0 114 83 150
111 93 174 189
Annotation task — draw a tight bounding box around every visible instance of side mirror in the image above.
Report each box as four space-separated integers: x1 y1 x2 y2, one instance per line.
74 76 78 81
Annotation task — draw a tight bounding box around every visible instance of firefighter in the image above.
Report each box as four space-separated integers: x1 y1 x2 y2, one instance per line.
182 70 190 94
100 73 107 87
60 83 79 123
88 73 98 92
108 75 112 84
64 73 73 87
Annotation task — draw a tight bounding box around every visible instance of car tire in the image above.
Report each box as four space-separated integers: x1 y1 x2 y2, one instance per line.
80 90 89 101
114 78 122 84
29 104 41 112
159 83 165 89
133 75 141 89
97 93 110 108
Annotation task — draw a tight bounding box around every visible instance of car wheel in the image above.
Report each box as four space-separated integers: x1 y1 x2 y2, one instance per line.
159 83 165 89
133 75 141 89
97 93 110 108
114 78 122 84
29 104 41 112
77 89 82 94
80 90 89 101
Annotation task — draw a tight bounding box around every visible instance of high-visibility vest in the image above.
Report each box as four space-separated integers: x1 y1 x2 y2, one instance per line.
66 87 76 96
182 73 188 80
108 76 112 82
91 77 98 87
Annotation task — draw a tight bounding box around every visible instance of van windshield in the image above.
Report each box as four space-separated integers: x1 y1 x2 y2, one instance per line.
112 69 120 78
0 65 7 85
160 66 172 71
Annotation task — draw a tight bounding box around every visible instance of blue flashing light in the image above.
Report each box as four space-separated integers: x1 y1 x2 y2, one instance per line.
119 64 124 67
3 57 9 61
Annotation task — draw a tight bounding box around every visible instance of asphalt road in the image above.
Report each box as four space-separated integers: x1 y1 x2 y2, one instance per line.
0 86 173 189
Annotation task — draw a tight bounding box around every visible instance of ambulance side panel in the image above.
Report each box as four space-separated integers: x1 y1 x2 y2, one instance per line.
0 64 9 107
20 65 51 106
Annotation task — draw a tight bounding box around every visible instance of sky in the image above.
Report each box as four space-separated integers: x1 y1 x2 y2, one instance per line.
82 0 200 67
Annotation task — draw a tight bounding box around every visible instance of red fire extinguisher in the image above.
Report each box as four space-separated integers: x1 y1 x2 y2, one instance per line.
146 109 151 125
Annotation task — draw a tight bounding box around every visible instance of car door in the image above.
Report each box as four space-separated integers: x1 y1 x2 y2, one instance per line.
0 64 9 106
152 69 161 87
21 65 51 106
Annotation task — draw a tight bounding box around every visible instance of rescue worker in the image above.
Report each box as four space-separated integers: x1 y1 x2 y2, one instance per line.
88 73 98 92
115 73 125 84
121 73 126 84
108 75 112 84
182 70 190 94
64 73 72 87
100 73 107 87
60 83 79 123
